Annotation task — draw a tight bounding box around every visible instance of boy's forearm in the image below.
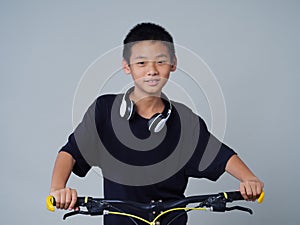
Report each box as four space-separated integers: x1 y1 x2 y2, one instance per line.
225 154 257 181
50 151 75 192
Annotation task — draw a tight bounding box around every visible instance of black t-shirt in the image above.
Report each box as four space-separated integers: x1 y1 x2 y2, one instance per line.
60 94 236 225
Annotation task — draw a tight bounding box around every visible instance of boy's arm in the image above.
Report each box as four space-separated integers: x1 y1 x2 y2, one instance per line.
225 154 264 201
50 151 78 210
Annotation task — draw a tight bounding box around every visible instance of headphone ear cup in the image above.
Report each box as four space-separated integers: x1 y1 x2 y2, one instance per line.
120 98 127 118
148 113 166 133
120 98 135 120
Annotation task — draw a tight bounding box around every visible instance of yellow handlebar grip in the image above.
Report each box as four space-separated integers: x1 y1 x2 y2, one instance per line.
257 191 265 204
46 196 55 212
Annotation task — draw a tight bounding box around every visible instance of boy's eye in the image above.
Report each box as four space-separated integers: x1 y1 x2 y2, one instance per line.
136 61 145 65
157 60 167 64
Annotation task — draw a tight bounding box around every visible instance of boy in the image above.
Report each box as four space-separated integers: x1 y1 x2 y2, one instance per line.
50 23 264 225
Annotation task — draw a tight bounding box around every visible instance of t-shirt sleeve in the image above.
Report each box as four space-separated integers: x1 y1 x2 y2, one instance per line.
60 133 91 177
185 118 236 181
59 97 103 177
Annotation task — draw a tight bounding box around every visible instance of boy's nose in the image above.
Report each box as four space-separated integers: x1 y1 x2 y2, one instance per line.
147 62 158 76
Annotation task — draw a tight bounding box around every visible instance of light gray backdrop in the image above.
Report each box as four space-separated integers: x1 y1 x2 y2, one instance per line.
1 0 299 224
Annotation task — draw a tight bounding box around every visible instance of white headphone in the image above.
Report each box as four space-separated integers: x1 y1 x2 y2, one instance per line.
119 87 172 133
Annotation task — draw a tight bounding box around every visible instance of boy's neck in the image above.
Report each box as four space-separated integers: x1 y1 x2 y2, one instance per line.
130 91 164 119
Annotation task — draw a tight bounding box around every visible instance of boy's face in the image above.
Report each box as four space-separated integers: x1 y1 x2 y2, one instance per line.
122 40 176 96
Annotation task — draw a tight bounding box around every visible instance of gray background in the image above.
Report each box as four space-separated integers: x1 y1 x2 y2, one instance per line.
1 0 299 224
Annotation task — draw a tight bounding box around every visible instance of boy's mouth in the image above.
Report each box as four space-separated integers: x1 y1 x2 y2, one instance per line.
145 78 160 86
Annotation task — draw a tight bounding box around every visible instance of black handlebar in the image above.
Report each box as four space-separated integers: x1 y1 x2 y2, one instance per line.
75 191 243 209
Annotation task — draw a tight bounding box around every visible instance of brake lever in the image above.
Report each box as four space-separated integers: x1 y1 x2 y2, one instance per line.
63 210 91 220
226 206 253 215
202 195 253 215
63 200 110 220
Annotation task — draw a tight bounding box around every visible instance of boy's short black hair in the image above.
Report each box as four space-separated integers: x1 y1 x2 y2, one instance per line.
123 22 176 64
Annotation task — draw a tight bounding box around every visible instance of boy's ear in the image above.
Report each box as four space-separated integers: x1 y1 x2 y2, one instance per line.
122 59 131 74
170 56 177 72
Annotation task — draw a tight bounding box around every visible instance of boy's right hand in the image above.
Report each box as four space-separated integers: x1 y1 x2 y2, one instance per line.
50 187 78 210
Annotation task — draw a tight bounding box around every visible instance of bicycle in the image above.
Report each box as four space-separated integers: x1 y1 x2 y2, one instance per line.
46 190 264 225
